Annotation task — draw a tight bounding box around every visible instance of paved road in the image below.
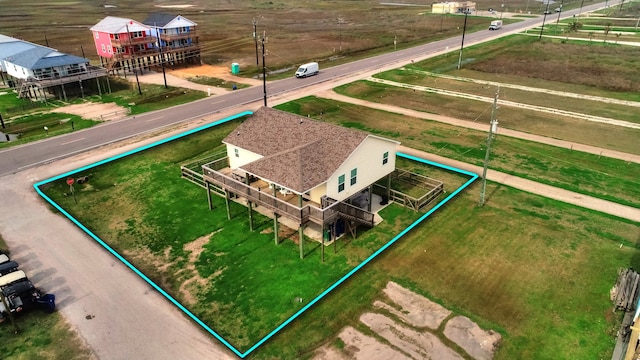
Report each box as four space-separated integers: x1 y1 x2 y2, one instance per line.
0 0 615 177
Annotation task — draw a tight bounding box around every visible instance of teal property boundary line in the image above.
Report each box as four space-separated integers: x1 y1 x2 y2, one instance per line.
33 111 478 359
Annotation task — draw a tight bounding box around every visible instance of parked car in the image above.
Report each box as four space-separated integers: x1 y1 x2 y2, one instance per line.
0 278 41 315
0 270 27 288
0 261 19 276
0 254 9 265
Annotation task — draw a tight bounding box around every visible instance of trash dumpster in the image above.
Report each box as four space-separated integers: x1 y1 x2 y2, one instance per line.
231 63 240 74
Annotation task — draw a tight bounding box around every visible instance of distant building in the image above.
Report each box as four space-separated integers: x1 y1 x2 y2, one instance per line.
432 1 476 14
90 14 200 74
0 34 107 100
143 13 200 67
90 16 155 73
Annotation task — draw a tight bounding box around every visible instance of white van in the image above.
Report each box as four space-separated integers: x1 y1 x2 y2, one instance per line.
0 254 8 264
295 62 319 78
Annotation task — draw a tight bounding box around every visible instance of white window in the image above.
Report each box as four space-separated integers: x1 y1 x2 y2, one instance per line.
338 174 345 193
101 44 106 53
234 148 239 158
95 32 99 39
350 168 357 186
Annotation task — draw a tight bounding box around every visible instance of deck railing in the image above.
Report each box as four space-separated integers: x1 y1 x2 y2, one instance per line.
200 157 374 227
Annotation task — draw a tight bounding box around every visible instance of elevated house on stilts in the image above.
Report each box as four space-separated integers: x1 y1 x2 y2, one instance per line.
201 107 400 260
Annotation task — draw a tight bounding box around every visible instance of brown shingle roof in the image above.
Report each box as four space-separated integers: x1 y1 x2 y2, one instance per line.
223 107 369 193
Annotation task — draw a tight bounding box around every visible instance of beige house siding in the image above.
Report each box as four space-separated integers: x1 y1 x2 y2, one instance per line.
326 136 397 201
225 144 262 170
309 183 327 204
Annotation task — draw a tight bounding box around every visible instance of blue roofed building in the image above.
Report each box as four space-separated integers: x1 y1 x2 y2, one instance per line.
0 34 107 100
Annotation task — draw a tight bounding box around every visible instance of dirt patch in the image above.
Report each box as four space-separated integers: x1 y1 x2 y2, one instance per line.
179 232 222 306
168 64 262 86
360 312 464 360
444 316 502 360
51 102 129 121
375 281 451 329
314 326 406 360
314 281 502 360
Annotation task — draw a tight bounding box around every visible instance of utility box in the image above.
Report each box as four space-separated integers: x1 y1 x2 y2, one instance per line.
231 63 240 74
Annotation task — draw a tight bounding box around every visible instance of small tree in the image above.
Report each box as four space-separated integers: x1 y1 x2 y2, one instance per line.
604 23 612 43
567 20 583 32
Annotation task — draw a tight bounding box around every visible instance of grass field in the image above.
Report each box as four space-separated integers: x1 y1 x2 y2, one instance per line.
7 1 640 358
36 109 640 359
276 96 640 208
39 119 442 352
0 0 602 77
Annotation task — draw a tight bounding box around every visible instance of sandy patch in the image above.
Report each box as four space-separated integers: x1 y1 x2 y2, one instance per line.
178 232 222 305
360 312 464 360
52 102 129 121
375 281 451 329
444 316 502 360
314 281 502 359
314 326 407 360
168 64 263 86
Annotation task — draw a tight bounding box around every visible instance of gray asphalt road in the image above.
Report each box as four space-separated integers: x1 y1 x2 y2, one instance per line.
0 1 609 177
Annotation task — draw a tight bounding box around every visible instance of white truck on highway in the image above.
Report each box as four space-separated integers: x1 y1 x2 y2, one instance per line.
489 20 502 30
295 62 319 78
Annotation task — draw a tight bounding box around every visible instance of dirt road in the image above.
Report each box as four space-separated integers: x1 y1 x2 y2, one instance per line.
319 90 640 164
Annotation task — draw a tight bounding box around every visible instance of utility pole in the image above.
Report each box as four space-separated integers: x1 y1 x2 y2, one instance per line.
261 31 267 107
126 24 142 95
457 12 468 70
253 17 259 67
155 23 167 89
539 2 550 40
479 89 499 207
578 0 585 17
555 0 563 33
338 16 344 52
0 112 5 129
394 34 397 51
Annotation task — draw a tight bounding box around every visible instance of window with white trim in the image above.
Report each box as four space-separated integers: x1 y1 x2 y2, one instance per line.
234 148 239 158
350 168 357 186
101 44 106 53
338 174 345 192
383 151 389 165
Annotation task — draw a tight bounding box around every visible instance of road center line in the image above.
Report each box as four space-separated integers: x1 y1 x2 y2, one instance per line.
60 138 85 146
145 116 165 122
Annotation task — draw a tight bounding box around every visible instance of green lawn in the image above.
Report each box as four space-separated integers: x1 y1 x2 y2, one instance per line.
37 111 639 359
38 118 428 351
275 96 640 209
